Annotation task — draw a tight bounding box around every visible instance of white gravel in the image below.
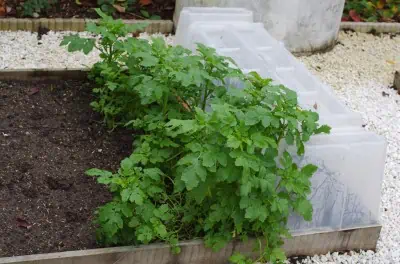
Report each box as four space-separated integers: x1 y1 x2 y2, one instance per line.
297 31 400 264
0 30 399 263
0 31 175 69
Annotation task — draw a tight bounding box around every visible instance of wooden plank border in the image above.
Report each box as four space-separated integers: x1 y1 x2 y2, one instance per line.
0 68 89 81
0 18 173 34
0 19 398 35
1 19 398 35
0 225 381 264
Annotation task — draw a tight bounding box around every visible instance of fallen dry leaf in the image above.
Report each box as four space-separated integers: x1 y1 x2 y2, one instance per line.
377 0 385 9
139 0 152 6
349 10 362 22
113 4 125 13
16 217 31 229
0 0 5 17
27 87 40 95
341 16 350 22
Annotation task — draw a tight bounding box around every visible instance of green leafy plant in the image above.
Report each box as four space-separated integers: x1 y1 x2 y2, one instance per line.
22 0 57 17
97 0 115 15
95 0 161 19
61 9 331 264
344 0 400 22
140 9 161 20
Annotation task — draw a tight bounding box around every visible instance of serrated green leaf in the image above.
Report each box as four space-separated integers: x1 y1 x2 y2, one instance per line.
202 152 217 168
131 190 144 205
136 225 153 243
140 9 150 18
280 151 293 169
143 168 164 181
135 52 159 67
155 223 167 237
121 188 144 205
240 181 252 196
86 168 112 177
181 167 198 190
270 247 286 262
216 152 228 167
166 119 200 136
121 158 134 171
261 115 272 128
244 110 261 126
271 198 289 214
128 217 140 228
295 198 313 221
315 124 331 134
227 135 241 149
216 165 241 183
251 132 277 149
301 164 318 178
150 14 161 20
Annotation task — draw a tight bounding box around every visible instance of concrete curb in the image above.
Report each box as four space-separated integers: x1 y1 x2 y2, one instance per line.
340 22 400 33
0 18 173 33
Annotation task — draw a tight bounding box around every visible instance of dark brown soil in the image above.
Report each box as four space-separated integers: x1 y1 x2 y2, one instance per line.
4 0 175 20
0 80 133 257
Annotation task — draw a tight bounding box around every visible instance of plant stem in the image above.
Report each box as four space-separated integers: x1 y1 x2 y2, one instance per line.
165 151 184 163
201 87 208 111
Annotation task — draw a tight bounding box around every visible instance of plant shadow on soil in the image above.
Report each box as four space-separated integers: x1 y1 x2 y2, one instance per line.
0 80 133 257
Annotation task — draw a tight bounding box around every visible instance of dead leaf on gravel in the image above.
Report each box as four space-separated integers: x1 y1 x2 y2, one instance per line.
349 10 362 22
139 0 152 6
27 87 40 95
16 217 31 229
0 0 5 17
113 4 125 13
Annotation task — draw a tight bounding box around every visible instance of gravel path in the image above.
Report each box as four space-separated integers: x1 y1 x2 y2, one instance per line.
297 31 400 264
0 31 174 69
0 30 399 263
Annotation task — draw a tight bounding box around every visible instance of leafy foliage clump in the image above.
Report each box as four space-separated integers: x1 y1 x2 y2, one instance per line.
21 0 56 17
96 0 162 19
61 9 331 264
344 0 400 22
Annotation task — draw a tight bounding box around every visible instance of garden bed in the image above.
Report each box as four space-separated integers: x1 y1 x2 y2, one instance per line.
0 78 133 257
1 0 175 20
0 59 384 262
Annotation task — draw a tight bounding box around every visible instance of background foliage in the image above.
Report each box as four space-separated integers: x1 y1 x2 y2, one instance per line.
343 0 400 22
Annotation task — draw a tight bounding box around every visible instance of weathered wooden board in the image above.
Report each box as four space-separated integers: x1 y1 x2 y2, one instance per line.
0 19 173 33
0 69 88 81
0 225 381 264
